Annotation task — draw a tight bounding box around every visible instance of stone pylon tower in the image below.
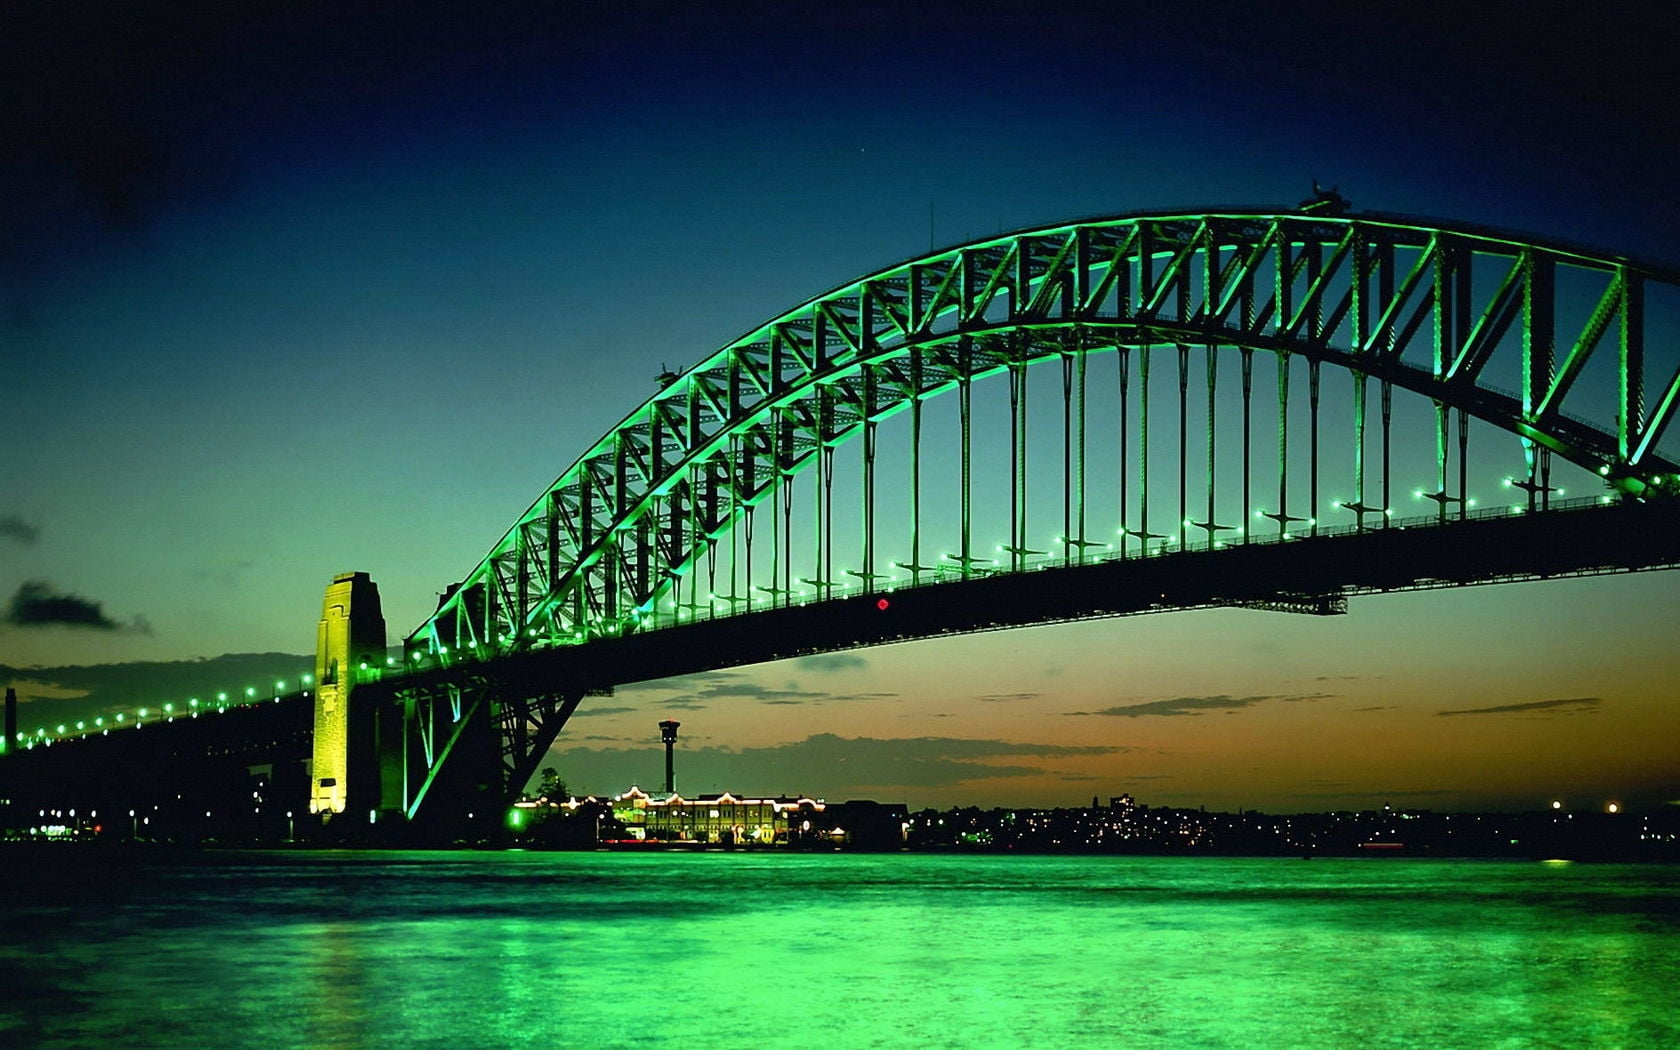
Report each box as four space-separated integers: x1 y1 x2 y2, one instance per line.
309 572 387 815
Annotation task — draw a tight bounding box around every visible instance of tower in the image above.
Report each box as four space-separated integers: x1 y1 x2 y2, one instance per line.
309 572 386 815
2 687 15 756
659 719 680 794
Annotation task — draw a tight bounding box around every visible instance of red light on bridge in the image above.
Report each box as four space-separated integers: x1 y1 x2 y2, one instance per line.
876 598 890 611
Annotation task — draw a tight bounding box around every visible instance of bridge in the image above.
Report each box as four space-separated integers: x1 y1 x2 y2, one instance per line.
6 203 1680 840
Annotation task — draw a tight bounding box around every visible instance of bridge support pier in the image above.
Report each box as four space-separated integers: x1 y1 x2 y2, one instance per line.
309 572 387 817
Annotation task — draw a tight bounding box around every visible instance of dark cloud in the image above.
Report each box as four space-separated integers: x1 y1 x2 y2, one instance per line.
1069 692 1334 718
569 706 639 719
1352 705 1395 713
794 654 869 673
2 581 134 630
623 669 892 708
979 692 1039 703
1 652 313 729
771 691 900 706
0 517 40 545
616 670 743 694
1437 697 1603 717
552 732 1131 796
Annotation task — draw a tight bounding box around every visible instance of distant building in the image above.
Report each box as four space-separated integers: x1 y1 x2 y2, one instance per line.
518 786 907 847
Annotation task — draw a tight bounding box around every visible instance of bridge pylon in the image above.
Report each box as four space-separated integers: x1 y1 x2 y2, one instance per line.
309 572 387 816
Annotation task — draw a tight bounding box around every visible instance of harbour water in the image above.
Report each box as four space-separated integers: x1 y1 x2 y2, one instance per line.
3 850 1676 1048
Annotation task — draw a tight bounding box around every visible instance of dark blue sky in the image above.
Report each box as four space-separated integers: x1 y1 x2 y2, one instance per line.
4 2 1677 809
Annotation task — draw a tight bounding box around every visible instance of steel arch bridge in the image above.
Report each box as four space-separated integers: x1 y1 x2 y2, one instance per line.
351 203 1680 826
412 205 1680 662
10 204 1680 836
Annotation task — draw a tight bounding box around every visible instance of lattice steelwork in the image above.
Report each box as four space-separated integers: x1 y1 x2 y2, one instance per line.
408 207 1680 665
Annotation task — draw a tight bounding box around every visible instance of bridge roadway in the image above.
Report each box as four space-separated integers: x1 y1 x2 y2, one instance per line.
4 499 1677 838
415 498 1680 700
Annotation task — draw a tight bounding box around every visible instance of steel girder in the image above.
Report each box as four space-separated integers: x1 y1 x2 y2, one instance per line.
408 209 1680 663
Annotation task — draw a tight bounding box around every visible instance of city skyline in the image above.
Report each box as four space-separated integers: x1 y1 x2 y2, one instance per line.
4 4 1678 812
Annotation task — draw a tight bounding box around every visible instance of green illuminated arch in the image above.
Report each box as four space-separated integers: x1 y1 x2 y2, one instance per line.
410 209 1680 661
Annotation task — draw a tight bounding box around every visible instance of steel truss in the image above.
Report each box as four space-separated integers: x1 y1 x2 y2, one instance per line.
410 209 1680 664
386 676 595 820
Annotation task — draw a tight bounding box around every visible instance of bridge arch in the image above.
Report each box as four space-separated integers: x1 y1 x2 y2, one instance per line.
410 209 1680 662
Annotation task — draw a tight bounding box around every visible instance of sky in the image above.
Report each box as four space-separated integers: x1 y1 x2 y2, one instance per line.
3 1 1678 812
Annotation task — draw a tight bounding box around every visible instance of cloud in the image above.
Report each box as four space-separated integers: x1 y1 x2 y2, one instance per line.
794 654 869 673
1352 705 1395 713
552 732 1132 796
1436 697 1603 717
979 692 1039 703
0 517 40 545
569 706 640 719
1068 692 1290 715
616 670 744 694
2 581 140 630
1 652 313 729
1 678 90 703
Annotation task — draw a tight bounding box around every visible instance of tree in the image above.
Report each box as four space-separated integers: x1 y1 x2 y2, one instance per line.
538 766 568 800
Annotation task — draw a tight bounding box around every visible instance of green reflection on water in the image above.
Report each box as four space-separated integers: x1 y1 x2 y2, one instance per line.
4 852 1676 1049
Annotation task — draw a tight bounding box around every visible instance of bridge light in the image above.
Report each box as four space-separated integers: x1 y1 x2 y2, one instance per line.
386 656 397 666
1501 478 1513 487
94 717 103 727
1606 802 1620 814
190 699 198 708
276 681 286 691
303 674 313 685
1598 464 1611 476
163 703 173 713
1413 490 1424 499
245 687 256 697
217 692 227 702
876 598 891 611
138 708 148 718
1466 499 1477 508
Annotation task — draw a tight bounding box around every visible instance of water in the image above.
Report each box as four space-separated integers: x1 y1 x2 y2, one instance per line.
4 850 1676 1049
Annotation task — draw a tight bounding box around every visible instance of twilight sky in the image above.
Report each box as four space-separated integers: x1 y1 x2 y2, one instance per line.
4 2 1678 812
